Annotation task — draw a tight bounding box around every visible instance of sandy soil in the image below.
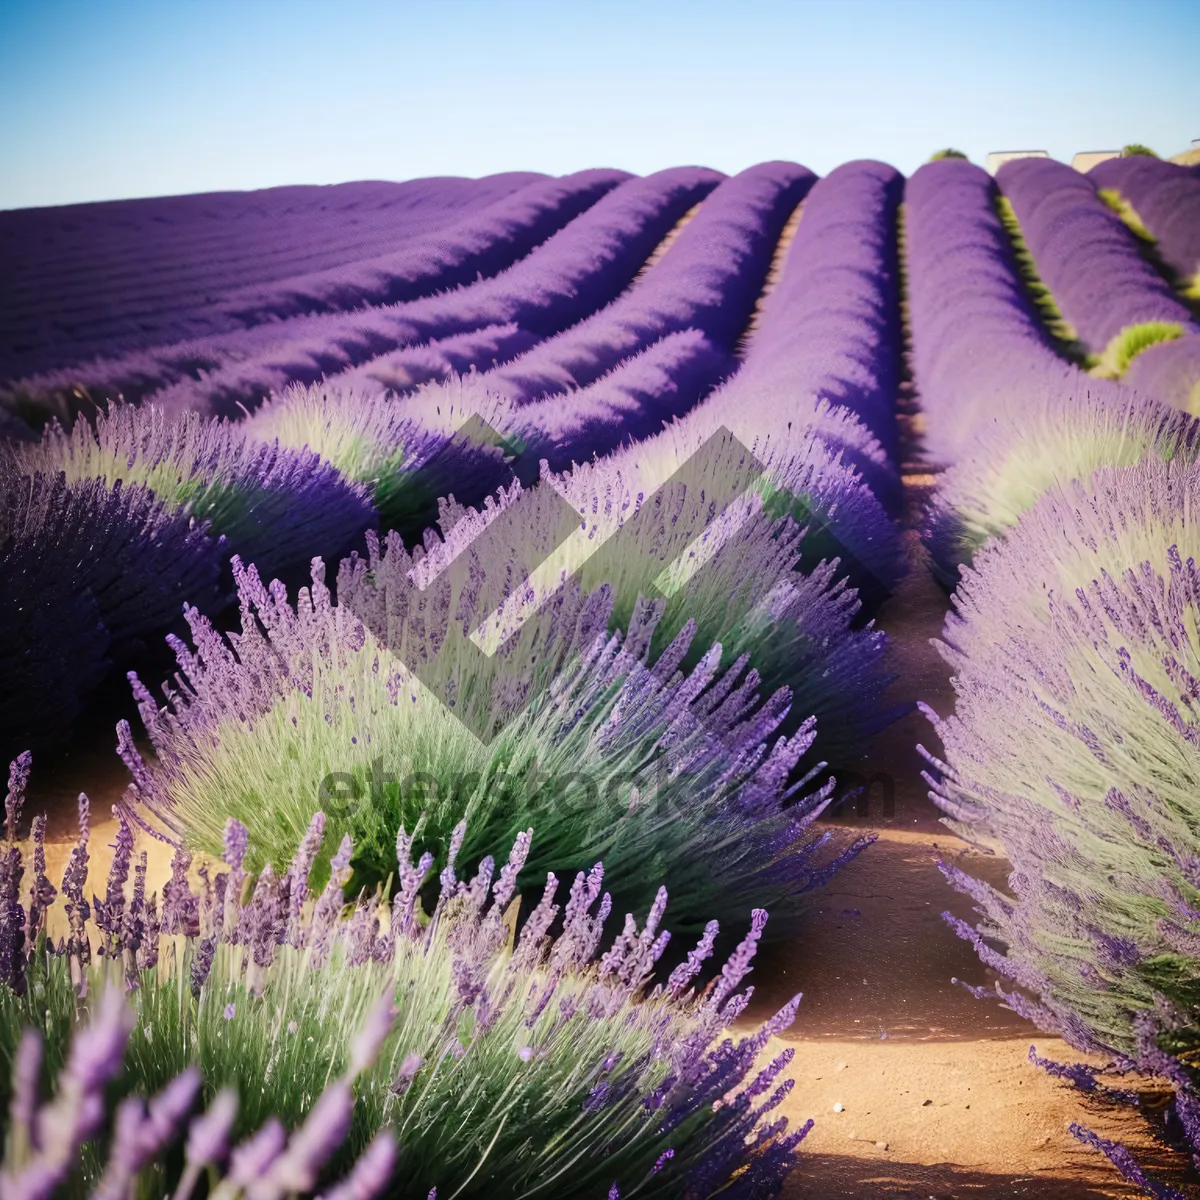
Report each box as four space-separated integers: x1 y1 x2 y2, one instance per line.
748 518 1194 1196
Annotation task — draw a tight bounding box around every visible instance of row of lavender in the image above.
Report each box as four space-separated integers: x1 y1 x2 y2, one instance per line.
1089 156 1200 411
0 160 911 1196
996 157 1197 376
0 171 618 388
909 157 1200 1196
2 167 691 421
0 161 906 756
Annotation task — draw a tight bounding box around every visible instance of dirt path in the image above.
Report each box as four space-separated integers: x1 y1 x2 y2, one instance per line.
747 518 1189 1196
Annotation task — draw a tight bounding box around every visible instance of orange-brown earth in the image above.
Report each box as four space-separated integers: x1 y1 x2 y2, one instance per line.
752 514 1195 1197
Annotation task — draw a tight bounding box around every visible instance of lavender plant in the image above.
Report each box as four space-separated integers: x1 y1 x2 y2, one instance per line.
921 458 1200 1069
1090 156 1200 298
512 330 735 475
0 981 399 1200
0 472 224 755
1125 334 1200 414
0 172 557 383
923 389 1200 577
2 471 224 656
3 171 629 420
241 382 516 533
479 162 815 405
739 160 906 470
121 541 866 931
6 403 375 583
326 166 723 394
548 412 905 614
993 193 1095 365
351 437 897 768
995 158 1197 372
903 158 1140 469
0 775 814 1198
1099 321 1188 379
328 322 540 396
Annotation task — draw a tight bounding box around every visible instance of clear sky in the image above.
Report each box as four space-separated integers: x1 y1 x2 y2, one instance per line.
0 0 1194 210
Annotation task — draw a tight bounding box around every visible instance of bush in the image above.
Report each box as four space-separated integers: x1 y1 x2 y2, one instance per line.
0 981 399 1200
1095 320 1187 378
5 403 375 584
242 381 517 535
929 149 968 161
1122 144 1160 158
0 472 224 756
0 774 813 1198
922 458 1200 1064
923 390 1200 578
122 542 868 933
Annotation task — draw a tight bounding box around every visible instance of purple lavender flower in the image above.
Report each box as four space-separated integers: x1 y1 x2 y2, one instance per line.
313 1131 397 1200
0 473 223 756
93 809 135 960
161 844 200 938
264 1081 354 1196
184 1087 238 1168
1089 155 1200 286
1069 1124 1187 1200
348 993 396 1076
3 751 31 843
0 844 26 995
8 1029 42 1156
997 157 1195 356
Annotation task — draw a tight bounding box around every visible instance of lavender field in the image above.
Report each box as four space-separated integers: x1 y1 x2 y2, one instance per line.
1 149 1200 1198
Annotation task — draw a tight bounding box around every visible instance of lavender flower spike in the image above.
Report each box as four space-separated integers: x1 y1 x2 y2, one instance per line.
313 1131 397 1200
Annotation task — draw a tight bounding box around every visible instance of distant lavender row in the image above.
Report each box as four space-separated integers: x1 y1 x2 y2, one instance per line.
3 169 627 413
902 159 1177 582
490 160 904 603
331 166 723 389
996 157 1194 361
476 161 816 405
1089 155 1200 285
732 158 905 479
216 168 633 324
904 159 1130 466
513 329 736 473
149 167 720 418
321 162 816 473
0 173 544 380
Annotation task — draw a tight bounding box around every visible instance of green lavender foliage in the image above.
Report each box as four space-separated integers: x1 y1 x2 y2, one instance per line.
0 801 809 1199
925 460 1200 1062
1095 320 1186 378
993 195 1098 366
240 381 519 533
926 390 1200 571
1096 188 1158 245
124 548 858 934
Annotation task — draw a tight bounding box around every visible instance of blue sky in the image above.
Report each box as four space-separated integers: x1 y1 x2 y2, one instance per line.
0 0 1194 210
